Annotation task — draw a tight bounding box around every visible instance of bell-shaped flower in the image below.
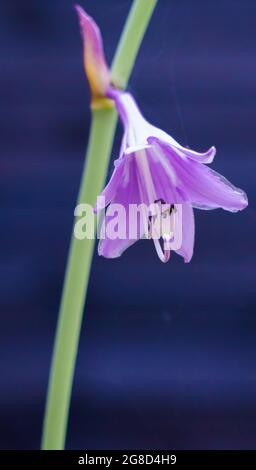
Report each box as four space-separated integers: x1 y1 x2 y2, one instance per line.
75 6 248 262
95 88 248 262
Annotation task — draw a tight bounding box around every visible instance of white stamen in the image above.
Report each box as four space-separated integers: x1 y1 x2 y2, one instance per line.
135 150 172 263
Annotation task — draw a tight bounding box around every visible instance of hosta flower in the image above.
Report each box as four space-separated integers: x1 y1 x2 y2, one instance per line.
76 5 248 263
95 88 247 262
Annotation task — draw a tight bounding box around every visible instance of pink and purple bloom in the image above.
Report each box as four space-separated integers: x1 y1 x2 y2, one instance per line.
76 6 248 263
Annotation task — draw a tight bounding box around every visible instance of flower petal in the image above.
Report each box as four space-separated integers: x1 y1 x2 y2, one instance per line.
107 89 149 147
151 138 248 212
98 157 144 258
146 148 187 204
148 133 216 163
76 5 110 97
94 157 130 212
175 203 195 263
178 145 216 164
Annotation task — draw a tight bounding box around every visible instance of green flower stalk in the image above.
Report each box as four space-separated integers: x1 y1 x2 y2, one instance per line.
41 0 158 450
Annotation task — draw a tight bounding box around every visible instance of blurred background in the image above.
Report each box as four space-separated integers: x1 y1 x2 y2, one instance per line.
0 0 255 450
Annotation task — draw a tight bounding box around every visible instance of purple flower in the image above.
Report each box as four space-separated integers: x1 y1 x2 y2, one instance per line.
95 88 248 262
76 6 248 262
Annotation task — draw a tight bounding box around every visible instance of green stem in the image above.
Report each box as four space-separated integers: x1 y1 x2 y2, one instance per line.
111 0 158 88
41 108 116 450
41 0 158 450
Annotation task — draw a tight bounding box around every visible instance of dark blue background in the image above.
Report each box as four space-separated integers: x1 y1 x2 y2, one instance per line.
1 0 255 450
